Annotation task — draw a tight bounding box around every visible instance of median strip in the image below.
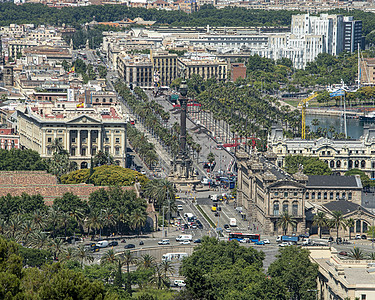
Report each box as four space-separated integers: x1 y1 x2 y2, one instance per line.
196 204 216 229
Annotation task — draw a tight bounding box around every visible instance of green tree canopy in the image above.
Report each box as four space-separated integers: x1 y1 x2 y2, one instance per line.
0 149 47 171
53 192 89 213
284 155 332 175
267 246 319 300
60 165 148 186
345 168 373 188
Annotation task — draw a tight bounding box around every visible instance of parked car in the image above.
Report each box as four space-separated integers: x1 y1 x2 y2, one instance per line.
124 244 135 249
158 239 170 245
225 228 231 233
139 241 144 245
177 205 183 211
224 224 230 229
180 240 191 245
263 239 270 244
328 237 334 243
90 246 100 252
194 239 201 243
108 241 118 247
255 240 265 245
191 224 197 229
362 235 367 240
339 251 348 256
279 242 292 247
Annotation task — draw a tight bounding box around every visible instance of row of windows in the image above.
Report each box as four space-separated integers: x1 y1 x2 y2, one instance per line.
306 192 352 200
273 201 299 216
274 191 298 197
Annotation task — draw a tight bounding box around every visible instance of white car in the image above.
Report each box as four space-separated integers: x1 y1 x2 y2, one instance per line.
180 240 191 245
279 242 291 247
225 228 231 233
158 239 170 245
178 281 186 287
177 205 183 211
263 239 270 244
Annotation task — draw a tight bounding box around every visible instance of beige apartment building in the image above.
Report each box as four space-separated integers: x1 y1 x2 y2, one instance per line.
117 54 153 87
151 51 178 86
178 57 228 81
360 58 375 85
17 102 127 169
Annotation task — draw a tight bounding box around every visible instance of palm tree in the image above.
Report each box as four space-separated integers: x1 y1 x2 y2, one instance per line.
311 119 320 132
51 238 65 260
130 208 147 236
28 230 51 250
369 252 375 260
5 214 24 239
48 207 61 238
277 211 297 235
101 249 117 265
346 218 355 240
159 260 175 277
313 212 327 239
102 208 116 236
86 210 102 237
32 209 46 230
75 245 94 268
151 263 170 290
59 211 71 239
137 254 156 270
60 247 76 263
330 211 346 242
19 219 36 245
143 179 175 210
119 250 138 295
349 248 364 260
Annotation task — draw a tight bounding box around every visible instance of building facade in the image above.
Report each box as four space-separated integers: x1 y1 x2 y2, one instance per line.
117 54 153 88
16 102 127 169
0 128 19 150
343 16 363 53
151 51 178 86
236 150 363 235
178 57 227 81
268 126 375 179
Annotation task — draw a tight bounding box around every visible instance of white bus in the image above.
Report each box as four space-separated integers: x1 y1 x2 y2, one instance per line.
162 253 188 262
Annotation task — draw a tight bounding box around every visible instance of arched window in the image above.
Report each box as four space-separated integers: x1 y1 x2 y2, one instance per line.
349 160 353 168
361 160 366 169
318 192 321 200
342 192 346 199
109 98 113 103
305 192 309 199
282 202 289 213
95 98 99 102
292 202 298 216
273 201 279 216
330 160 334 168
348 192 352 200
336 160 341 168
363 222 368 233
324 192 327 200
330 192 334 200
356 220 361 233
355 160 359 168
311 192 315 200
336 192 340 200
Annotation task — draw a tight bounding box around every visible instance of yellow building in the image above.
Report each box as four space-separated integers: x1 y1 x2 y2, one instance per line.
178 57 228 81
17 102 127 169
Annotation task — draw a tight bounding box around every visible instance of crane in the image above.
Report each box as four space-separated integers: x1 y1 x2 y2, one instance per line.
299 92 319 139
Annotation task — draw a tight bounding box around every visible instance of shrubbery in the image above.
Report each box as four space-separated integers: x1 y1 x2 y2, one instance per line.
60 165 148 186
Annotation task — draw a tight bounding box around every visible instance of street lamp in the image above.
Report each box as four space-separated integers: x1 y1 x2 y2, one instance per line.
179 81 188 97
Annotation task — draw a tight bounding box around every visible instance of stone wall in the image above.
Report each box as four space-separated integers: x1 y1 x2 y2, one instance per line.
0 171 134 205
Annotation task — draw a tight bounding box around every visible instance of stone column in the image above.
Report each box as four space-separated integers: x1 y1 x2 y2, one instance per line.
98 128 102 151
111 129 114 157
77 130 81 156
87 129 91 157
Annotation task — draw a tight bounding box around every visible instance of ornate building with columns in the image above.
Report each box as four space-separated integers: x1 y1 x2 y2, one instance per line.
236 150 364 236
268 125 375 179
16 101 127 169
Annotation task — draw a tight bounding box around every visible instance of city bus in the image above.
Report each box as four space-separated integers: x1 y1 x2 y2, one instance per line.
229 233 260 243
162 253 188 262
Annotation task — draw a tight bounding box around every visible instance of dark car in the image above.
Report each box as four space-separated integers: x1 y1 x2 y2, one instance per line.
125 244 135 249
339 251 348 256
197 224 203 229
139 241 144 245
108 241 118 247
194 239 201 243
224 224 230 229
215 212 220 217
90 246 100 252
328 237 334 243
362 235 367 240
